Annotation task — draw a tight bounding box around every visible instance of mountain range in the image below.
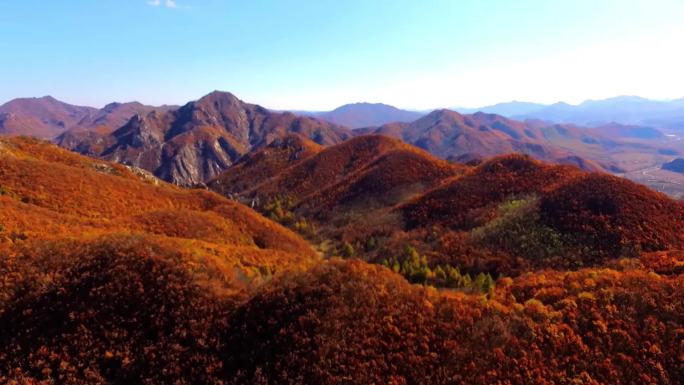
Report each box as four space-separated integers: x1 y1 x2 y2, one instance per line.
457 96 684 131
2 91 683 190
360 108 681 174
55 91 353 185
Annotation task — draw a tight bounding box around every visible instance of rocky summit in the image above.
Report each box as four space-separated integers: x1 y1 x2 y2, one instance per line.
55 91 352 185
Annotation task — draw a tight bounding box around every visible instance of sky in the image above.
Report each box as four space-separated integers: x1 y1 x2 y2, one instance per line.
1 0 684 110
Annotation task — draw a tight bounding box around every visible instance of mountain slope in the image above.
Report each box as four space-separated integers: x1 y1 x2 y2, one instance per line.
210 134 684 275
0 136 315 265
592 122 665 140
57 91 353 185
208 133 323 197
363 108 682 177
220 259 684 385
231 135 462 208
74 101 174 133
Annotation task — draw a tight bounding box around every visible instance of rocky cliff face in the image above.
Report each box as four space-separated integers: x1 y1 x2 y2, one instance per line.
56 91 352 185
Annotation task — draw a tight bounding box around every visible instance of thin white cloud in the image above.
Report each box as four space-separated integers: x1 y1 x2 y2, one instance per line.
148 0 178 8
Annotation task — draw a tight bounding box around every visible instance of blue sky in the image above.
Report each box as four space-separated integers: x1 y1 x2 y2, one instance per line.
2 0 684 109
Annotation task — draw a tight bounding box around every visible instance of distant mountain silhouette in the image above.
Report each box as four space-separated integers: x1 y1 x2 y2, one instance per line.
462 96 684 131
5 93 681 187
0 96 165 139
455 101 546 116
297 102 423 128
592 122 665 140
662 158 684 173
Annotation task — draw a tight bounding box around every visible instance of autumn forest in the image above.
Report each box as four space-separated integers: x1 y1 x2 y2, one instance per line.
1 102 683 385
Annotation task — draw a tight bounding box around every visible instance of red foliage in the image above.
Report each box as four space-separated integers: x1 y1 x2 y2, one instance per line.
540 173 684 257
208 133 323 196
251 135 433 202
299 147 462 218
400 154 581 230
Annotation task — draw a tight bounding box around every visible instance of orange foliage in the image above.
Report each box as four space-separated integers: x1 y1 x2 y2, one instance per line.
250 135 456 203
221 260 684 384
208 133 323 196
0 135 316 272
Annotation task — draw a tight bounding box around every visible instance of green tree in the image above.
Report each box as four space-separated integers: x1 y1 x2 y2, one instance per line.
341 242 355 257
365 236 378 251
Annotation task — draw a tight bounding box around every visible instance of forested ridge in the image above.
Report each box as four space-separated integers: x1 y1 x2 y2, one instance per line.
1 136 683 384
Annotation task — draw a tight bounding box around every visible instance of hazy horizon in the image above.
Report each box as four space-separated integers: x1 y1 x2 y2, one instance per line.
5 92 684 114
2 0 684 110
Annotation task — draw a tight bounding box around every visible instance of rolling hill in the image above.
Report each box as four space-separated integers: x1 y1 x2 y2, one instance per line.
210 134 684 277
209 135 464 244
0 136 316 271
399 154 684 274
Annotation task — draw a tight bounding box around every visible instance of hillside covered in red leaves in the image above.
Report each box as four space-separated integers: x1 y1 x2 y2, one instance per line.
399 154 684 275
2 135 684 384
210 136 684 276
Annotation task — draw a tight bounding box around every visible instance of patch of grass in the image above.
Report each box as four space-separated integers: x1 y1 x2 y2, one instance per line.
470 194 568 261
